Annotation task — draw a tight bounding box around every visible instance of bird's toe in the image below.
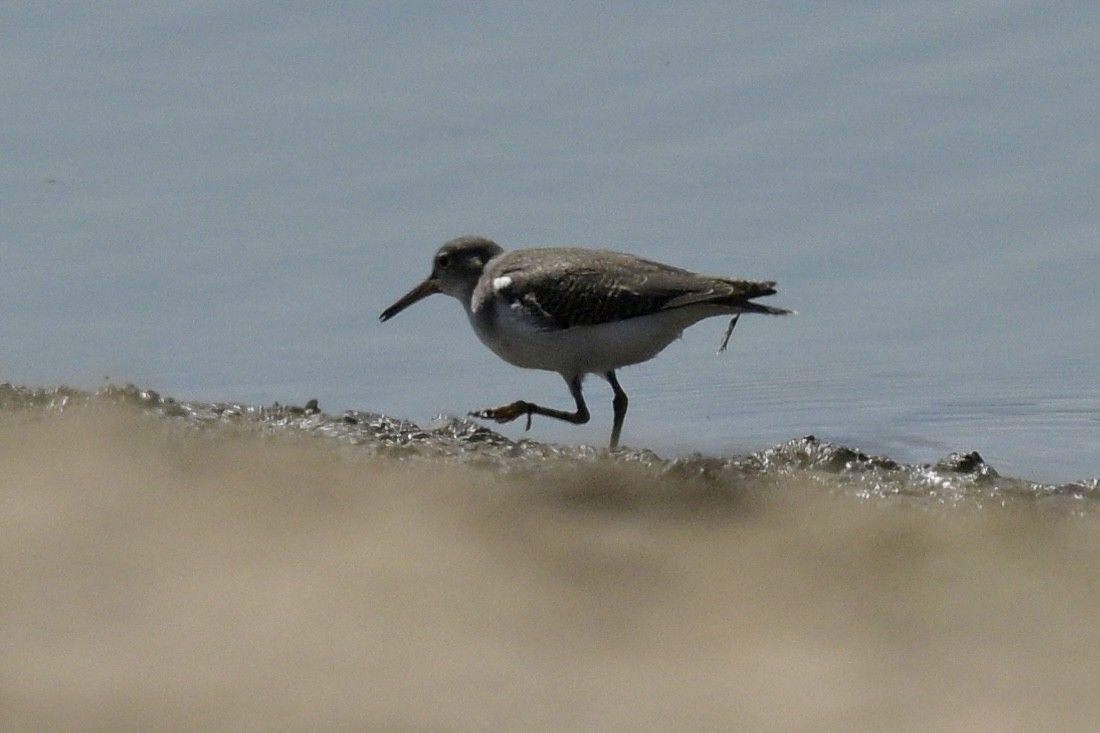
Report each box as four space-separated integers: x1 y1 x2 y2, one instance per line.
469 401 533 425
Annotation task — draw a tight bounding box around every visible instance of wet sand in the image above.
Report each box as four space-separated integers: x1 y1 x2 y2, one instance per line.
4 405 1100 731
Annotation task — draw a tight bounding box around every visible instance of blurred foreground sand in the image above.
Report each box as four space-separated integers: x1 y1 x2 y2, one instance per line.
3 406 1100 731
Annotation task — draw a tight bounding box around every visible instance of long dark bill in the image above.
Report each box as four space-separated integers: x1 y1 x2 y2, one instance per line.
378 278 441 322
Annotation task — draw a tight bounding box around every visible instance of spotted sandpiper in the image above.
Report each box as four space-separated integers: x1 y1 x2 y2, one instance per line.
379 236 793 448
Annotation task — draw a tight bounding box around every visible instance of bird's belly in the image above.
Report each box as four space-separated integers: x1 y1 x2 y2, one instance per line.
470 305 712 377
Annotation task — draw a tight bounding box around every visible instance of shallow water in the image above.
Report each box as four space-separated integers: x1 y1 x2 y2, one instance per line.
4 385 1100 731
4 2 1099 484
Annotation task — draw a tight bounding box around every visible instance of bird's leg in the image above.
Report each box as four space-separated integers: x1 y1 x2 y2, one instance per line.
470 375 590 431
605 371 629 449
718 315 740 353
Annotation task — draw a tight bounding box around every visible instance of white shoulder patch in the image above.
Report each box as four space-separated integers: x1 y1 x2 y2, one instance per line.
492 275 513 292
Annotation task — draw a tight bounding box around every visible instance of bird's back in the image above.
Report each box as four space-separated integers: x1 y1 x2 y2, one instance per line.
484 247 789 328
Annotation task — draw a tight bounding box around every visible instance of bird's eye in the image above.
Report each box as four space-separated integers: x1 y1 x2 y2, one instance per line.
436 252 451 269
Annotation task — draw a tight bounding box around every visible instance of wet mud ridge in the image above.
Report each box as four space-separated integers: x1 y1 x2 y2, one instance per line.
3 382 1097 510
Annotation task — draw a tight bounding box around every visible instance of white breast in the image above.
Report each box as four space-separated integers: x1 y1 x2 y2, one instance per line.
467 297 720 377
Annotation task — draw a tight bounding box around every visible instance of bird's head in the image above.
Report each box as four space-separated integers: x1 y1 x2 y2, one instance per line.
379 236 504 321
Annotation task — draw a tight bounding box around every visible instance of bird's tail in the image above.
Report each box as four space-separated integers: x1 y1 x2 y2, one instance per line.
739 301 796 316
711 279 795 316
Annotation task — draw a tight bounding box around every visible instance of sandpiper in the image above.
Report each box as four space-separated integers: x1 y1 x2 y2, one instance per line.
379 235 792 448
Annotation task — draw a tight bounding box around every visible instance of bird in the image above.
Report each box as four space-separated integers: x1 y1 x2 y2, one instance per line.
379 235 792 448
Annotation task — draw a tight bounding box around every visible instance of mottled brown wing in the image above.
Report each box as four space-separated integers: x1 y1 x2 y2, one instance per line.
495 249 777 328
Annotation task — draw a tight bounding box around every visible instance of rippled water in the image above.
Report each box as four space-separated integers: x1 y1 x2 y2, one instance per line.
4 2 1098 483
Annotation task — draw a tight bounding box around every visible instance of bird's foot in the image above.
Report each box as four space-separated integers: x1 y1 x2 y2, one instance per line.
469 401 535 431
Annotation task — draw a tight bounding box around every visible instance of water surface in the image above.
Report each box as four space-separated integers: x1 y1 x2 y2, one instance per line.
3 2 1097 480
